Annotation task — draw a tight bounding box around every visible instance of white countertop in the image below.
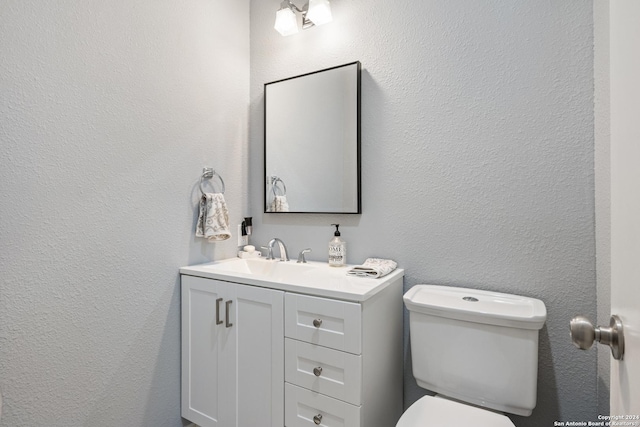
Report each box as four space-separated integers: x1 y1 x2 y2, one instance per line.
180 258 404 302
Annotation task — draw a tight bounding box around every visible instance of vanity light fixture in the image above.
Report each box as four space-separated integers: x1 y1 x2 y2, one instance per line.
274 0 333 37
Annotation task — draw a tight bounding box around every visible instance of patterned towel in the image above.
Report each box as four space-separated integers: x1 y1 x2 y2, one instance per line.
270 195 290 212
196 193 231 241
347 258 398 278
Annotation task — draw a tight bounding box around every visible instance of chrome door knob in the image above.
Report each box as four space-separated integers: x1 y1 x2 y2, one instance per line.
569 315 596 349
313 367 323 377
570 314 625 360
313 414 323 425
313 318 323 328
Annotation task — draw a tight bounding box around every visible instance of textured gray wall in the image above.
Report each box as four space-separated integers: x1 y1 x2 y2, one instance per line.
0 1 599 425
249 1 597 425
0 1 249 425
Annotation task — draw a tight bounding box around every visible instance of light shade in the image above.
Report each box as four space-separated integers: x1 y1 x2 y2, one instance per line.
274 7 299 36
306 0 332 26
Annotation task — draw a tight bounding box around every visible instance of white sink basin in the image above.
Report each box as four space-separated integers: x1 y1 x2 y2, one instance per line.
204 258 314 279
180 257 404 302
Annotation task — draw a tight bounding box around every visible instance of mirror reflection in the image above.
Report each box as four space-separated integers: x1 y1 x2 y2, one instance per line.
264 61 361 213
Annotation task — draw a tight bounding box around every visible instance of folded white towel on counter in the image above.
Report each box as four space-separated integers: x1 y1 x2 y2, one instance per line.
270 195 290 212
196 193 231 241
347 258 398 278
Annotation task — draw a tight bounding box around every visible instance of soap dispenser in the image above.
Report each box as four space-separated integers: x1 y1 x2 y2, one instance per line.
328 224 346 267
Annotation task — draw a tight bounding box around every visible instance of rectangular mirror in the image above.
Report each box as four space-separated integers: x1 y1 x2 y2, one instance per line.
264 61 361 214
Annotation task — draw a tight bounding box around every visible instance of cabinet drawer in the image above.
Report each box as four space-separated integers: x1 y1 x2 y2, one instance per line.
285 338 362 405
285 383 361 427
285 293 361 354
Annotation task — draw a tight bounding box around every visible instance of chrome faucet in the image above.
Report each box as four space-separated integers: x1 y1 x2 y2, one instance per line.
265 238 289 261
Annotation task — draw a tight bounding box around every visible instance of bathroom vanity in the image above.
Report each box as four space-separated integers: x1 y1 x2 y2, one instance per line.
180 258 404 427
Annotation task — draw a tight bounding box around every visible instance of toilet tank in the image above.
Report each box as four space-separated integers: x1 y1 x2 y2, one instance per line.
403 285 546 417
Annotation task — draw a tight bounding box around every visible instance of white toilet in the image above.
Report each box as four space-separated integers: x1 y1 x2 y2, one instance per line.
399 285 547 427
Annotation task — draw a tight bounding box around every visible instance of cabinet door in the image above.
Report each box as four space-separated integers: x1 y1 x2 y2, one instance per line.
181 275 234 427
182 276 285 427
232 284 284 427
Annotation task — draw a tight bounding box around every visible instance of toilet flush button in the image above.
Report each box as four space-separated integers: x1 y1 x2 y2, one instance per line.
463 296 479 302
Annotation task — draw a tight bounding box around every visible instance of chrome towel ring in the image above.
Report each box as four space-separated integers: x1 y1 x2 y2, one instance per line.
270 176 287 196
200 167 225 195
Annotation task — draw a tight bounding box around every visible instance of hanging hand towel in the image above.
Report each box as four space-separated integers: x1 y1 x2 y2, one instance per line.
196 193 231 241
347 258 398 278
270 195 290 212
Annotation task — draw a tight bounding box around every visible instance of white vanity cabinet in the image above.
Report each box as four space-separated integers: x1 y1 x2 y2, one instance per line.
181 275 284 427
180 259 404 427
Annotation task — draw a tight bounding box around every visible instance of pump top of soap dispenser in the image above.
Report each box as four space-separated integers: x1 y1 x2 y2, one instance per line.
332 224 341 236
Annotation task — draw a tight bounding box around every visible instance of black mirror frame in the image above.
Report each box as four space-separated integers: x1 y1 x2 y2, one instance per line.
263 61 361 214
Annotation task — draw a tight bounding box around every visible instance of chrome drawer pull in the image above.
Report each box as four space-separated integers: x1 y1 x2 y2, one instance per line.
313 366 323 377
313 414 323 425
313 318 323 328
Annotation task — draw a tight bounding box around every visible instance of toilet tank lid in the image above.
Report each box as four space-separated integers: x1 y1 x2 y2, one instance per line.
403 285 547 330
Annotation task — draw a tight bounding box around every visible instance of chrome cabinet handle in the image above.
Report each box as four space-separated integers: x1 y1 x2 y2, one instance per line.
225 300 233 328
313 414 323 425
215 298 223 325
313 318 322 328
313 367 323 377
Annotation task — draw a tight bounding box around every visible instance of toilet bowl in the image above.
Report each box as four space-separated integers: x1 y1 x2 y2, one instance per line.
397 395 515 427
399 285 547 426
